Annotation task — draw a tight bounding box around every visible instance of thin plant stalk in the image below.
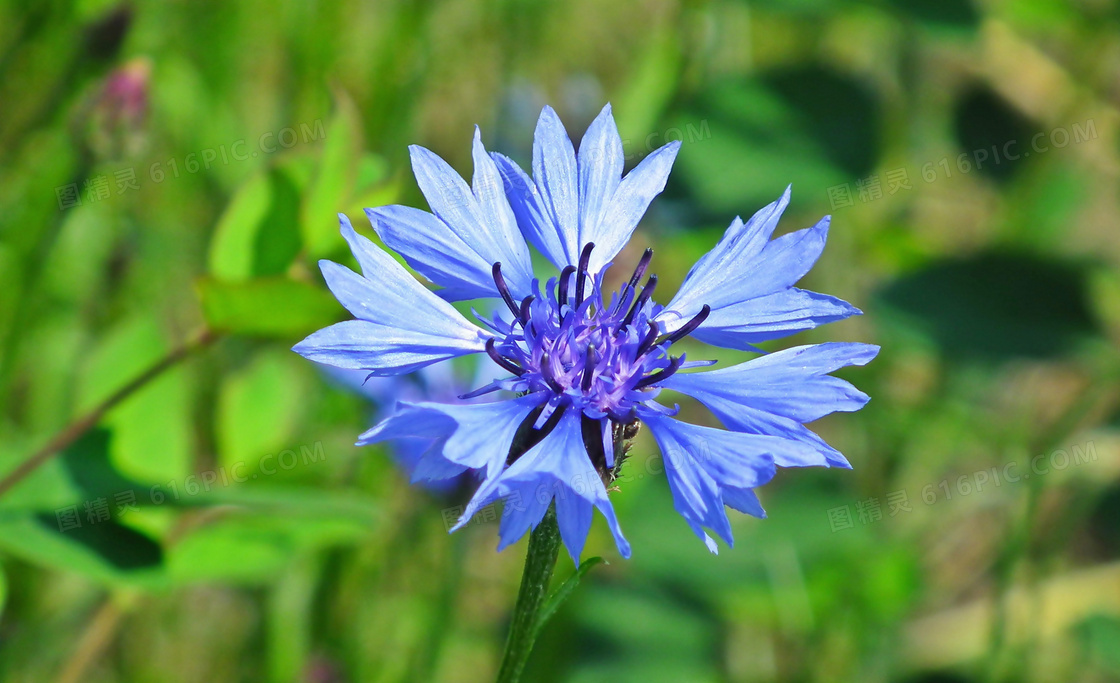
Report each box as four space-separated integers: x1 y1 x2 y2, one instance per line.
495 505 561 683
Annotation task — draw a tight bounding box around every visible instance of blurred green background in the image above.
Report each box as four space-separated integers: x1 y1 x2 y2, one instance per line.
2 0 1120 681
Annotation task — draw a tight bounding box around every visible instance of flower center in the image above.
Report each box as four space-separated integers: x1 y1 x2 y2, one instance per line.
486 243 710 423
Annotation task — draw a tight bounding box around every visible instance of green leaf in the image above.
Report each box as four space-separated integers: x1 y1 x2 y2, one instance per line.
208 167 304 281
670 69 879 214
348 177 401 220
42 201 118 303
302 91 363 257
252 168 304 277
0 513 164 589
208 171 273 281
58 429 151 506
355 152 390 192
953 86 1038 183
0 431 116 513
166 503 372 585
877 250 1102 360
194 485 378 522
760 66 881 179
78 318 193 483
216 349 307 471
345 153 400 217
197 276 341 338
887 0 979 30
535 583 721 683
670 81 843 214
533 557 603 639
20 312 86 438
166 517 293 584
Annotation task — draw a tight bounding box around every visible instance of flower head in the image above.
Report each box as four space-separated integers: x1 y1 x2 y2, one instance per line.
294 104 878 564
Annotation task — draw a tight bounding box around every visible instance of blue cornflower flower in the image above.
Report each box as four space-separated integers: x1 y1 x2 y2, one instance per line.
294 104 878 563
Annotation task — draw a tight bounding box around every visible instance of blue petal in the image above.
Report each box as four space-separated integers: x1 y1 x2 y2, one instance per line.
491 152 570 271
359 394 548 481
531 106 581 268
554 488 595 566
293 215 489 375
470 128 535 284
366 133 533 301
710 405 852 468
661 343 879 467
657 188 853 349
672 396 842 465
666 343 878 421
410 441 470 482
495 105 680 275
293 320 483 376
576 104 624 265
711 215 832 309
365 205 498 301
354 403 454 444
473 411 630 563
688 288 862 348
662 187 791 313
641 411 797 549
496 484 552 553
721 487 766 518
384 437 434 478
585 138 680 274
320 366 399 404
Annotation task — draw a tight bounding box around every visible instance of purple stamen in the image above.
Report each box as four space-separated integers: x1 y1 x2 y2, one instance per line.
663 304 711 346
611 248 653 316
557 265 576 307
519 295 535 325
635 321 661 358
634 354 683 389
483 244 705 424
618 274 657 333
539 353 565 393
492 262 521 319
486 338 525 376
507 400 569 466
575 243 594 307
582 346 598 392
626 248 654 290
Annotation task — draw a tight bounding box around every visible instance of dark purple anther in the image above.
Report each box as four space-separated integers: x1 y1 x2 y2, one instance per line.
575 243 595 307
486 338 525 376
613 247 654 316
627 248 654 290
492 262 521 319
635 321 661 358
557 265 577 307
519 295 535 325
539 353 565 394
582 346 598 392
663 304 711 346
617 274 658 333
634 354 683 389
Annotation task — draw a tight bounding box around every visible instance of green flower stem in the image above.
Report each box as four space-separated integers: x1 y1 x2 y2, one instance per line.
495 505 561 683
